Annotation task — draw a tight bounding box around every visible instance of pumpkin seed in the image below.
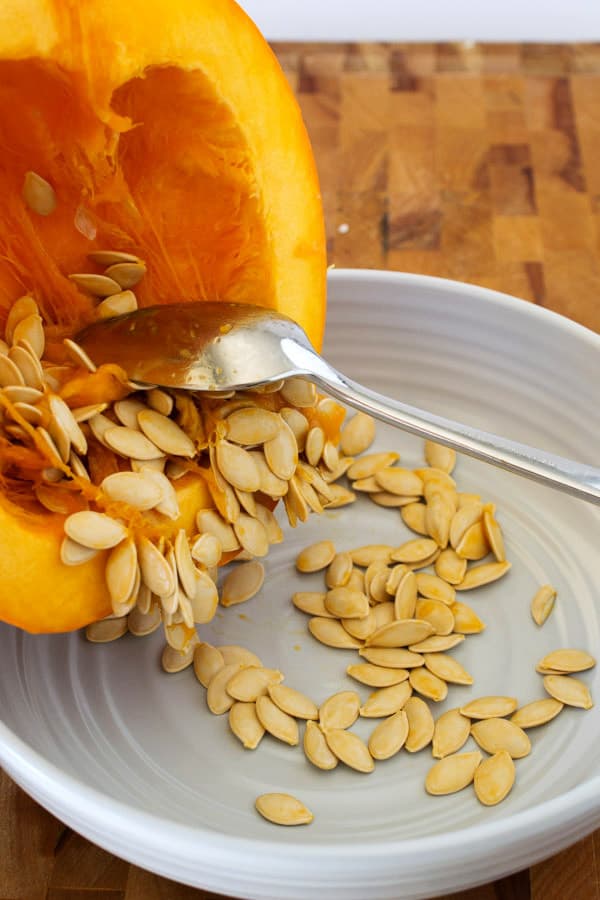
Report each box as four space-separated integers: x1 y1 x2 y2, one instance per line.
425 493 453 548
219 645 263 668
347 663 409 687
432 708 471 758
193 642 225 687
434 548 467 585
161 641 196 674
229 701 265 749
346 450 399 481
375 467 423 497
36 426 62 466
221 561 265 607
69 273 122 296
409 667 448 702
481 506 505 561
530 585 557 627
325 729 374 773
360 681 412 718
305 426 325 466
279 376 317 408
425 751 482 796
225 407 281 444
347 568 366 592
423 653 472 685
206 663 244 715
128 602 161 637
373 601 396 629
415 467 457 490
10 344 44 389
319 691 361 730
85 616 128 643
254 504 283 544
400 502 428 533
268 684 319 720
415 573 455 606
292 591 334 617
255 792 313 826
101 471 162 510
460 696 518 719
415 598 455 636
455 521 490 560
64 510 127 550
22 171 56 216
309 617 362 649
2 385 42 404
385 563 409 596
391 538 438 565
62 338 97 372
449 502 483 549
137 536 176 597
36 484 86 515
365 618 435 648
280 407 309 451
424 440 456 474
321 440 339 472
342 608 377 640
543 674 593 709
450 601 486 634
189 569 219 624
325 587 369 619
9 401 41 425
96 290 138 320
326 552 353 589
286 475 309 522
359 647 424 668
303 720 338 769
60 536 100 566
536 649 596 675
196 509 240 552
88 249 140 266
404 696 435 752
263 418 297 480
104 425 163 460
136 408 195 458
5 296 38 344
324 484 356 509
510 698 564 728
142 468 180 520
12 313 44 358
474 750 515 806
227 666 284 702
112 397 145 429
352 475 381 494
171 529 197 600
255 695 299 745
391 570 416 619
105 537 138 613
471 718 531 759
104 261 147 288
340 412 376 456
456 560 511 590
296 540 336 573
350 544 393 567
0 356 25 388
233 513 268 557
368 709 409 760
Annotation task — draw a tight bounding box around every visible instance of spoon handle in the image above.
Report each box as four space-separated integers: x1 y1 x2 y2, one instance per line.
288 345 600 506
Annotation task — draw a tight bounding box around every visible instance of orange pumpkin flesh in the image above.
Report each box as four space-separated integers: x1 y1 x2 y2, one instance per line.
0 0 328 633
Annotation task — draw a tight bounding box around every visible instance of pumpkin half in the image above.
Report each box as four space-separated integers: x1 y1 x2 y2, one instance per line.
0 0 327 633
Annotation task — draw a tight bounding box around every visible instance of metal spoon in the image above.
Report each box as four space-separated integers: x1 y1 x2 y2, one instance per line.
76 301 600 505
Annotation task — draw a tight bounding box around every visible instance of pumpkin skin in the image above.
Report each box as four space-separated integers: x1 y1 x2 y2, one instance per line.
0 0 327 633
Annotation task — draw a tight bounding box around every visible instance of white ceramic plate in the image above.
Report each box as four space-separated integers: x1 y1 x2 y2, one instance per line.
0 270 599 900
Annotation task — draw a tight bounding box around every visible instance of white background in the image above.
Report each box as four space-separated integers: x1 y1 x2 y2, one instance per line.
238 0 600 42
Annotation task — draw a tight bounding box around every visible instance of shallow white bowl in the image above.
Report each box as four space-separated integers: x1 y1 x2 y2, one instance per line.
1 269 599 899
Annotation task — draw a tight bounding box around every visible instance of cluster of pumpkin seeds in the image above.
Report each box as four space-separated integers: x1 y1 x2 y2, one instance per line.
0 262 353 666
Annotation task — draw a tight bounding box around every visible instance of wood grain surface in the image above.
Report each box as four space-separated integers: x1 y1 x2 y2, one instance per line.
2 41 600 900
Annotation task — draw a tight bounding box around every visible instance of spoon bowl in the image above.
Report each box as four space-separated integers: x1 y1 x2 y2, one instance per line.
76 300 600 505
